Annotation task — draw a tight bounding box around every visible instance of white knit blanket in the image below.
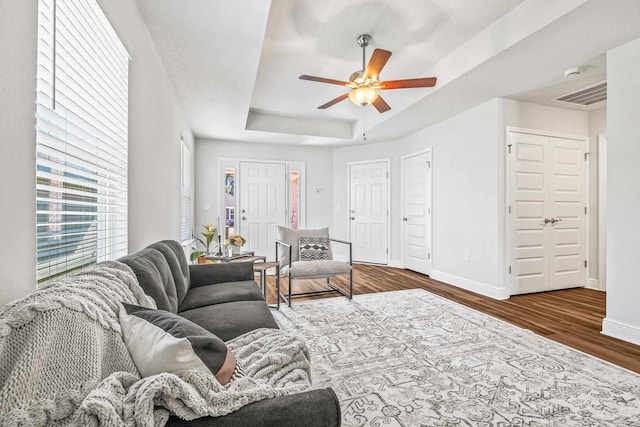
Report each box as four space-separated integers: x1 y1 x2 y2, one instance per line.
0 262 311 426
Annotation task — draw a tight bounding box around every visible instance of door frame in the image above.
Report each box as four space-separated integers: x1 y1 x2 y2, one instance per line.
400 148 433 274
597 134 607 291
347 158 391 265
505 126 590 296
218 157 306 237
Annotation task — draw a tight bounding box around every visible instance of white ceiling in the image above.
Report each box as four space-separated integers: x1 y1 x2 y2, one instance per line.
134 0 640 146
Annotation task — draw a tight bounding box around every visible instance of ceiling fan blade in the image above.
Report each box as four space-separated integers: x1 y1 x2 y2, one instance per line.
299 75 349 86
364 49 392 80
372 95 391 113
379 77 437 90
318 93 349 109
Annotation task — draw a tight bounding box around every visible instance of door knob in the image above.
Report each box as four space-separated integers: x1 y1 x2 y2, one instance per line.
242 216 247 220
403 217 408 221
543 218 551 224
350 217 355 220
550 218 562 224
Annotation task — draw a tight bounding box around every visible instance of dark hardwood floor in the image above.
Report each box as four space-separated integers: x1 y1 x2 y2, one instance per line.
262 263 640 374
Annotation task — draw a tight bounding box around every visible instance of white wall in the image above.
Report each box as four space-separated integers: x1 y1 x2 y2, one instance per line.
0 1 38 306
98 0 194 251
602 36 640 345
0 0 192 306
501 100 589 136
194 139 334 248
334 99 506 298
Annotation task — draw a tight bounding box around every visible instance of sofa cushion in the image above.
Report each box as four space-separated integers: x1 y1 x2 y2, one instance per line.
148 240 191 307
179 281 265 312
119 248 179 313
277 226 331 268
119 303 236 385
180 301 279 342
283 260 352 279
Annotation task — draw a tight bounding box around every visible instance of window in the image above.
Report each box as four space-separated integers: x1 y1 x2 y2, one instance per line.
180 139 192 243
290 171 300 229
224 168 235 238
35 0 129 283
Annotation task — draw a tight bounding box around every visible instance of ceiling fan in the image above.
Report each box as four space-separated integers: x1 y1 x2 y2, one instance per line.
299 34 437 113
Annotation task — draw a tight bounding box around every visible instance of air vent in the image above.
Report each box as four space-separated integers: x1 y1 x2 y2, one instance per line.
555 81 607 106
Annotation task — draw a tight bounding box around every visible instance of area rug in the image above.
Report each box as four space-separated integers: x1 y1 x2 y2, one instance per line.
272 289 640 426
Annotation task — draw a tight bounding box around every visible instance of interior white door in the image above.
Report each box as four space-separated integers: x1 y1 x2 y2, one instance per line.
507 131 587 295
548 137 586 290
402 151 432 275
239 162 287 259
349 161 388 264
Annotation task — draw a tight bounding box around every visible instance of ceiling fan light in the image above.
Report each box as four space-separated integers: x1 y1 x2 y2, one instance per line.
349 86 379 106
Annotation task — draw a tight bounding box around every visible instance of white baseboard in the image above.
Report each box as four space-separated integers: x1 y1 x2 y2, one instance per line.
430 270 509 300
586 278 601 290
388 259 402 268
602 318 640 346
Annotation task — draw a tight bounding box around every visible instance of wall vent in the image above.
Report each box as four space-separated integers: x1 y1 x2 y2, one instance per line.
554 81 607 106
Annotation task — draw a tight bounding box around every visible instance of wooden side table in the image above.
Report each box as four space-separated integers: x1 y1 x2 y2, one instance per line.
253 261 280 310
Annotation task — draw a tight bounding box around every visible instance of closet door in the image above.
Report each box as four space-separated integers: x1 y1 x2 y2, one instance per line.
548 137 586 290
507 131 587 295
508 133 551 294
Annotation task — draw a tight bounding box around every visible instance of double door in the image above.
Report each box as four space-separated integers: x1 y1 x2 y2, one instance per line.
507 131 587 295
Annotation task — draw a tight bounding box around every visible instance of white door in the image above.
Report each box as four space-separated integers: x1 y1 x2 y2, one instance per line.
507 131 587 295
402 150 432 275
548 137 586 290
349 161 389 264
239 162 287 259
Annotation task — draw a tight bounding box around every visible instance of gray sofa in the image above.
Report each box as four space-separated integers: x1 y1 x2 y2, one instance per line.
119 240 341 427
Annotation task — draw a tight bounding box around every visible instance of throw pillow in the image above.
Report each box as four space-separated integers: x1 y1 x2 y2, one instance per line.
299 236 332 261
277 226 332 267
118 303 236 385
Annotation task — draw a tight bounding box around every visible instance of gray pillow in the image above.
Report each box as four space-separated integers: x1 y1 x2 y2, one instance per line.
299 236 332 261
277 226 332 267
119 303 237 385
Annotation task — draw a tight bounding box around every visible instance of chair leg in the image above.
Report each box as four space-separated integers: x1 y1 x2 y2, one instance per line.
288 273 292 307
349 270 353 299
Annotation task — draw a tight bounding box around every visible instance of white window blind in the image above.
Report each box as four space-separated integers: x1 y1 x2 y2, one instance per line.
180 139 192 243
36 0 129 284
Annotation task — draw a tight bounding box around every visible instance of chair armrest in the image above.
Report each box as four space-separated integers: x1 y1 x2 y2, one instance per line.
166 388 341 427
188 261 255 288
275 239 292 269
330 238 353 264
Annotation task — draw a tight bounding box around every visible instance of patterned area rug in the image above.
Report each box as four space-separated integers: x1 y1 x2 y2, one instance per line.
273 289 640 426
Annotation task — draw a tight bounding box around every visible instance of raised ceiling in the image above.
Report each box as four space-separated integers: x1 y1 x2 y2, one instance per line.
134 0 640 146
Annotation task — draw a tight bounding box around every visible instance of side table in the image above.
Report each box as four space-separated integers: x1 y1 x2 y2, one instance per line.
204 253 266 263
253 262 280 310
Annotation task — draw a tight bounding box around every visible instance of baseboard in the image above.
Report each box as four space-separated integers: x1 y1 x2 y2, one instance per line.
430 270 509 300
388 259 402 268
602 318 640 346
586 278 601 290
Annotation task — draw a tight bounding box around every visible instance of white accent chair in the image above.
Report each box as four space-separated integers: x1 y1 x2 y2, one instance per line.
275 226 353 307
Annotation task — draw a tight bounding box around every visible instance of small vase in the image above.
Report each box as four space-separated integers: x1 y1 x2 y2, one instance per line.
231 244 241 255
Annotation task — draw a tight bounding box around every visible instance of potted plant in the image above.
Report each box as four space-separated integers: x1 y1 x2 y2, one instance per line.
201 223 217 254
225 234 246 255
190 223 217 263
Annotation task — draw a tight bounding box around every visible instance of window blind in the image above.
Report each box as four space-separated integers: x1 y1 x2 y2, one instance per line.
36 0 129 283
180 140 192 243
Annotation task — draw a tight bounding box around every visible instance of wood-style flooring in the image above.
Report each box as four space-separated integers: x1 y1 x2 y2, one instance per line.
262 263 640 374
